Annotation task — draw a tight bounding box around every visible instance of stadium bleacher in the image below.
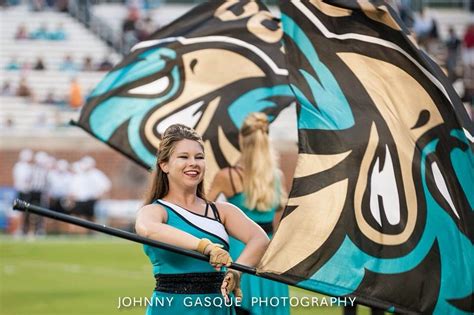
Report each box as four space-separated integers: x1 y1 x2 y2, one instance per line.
0 4 120 130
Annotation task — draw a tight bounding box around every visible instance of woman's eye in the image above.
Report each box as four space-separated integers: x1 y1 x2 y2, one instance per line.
196 156 204 159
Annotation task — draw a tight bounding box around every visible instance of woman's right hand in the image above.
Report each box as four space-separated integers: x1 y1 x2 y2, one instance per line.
197 238 232 270
221 269 242 302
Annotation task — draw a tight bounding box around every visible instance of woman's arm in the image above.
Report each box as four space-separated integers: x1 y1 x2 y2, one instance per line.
217 202 269 301
217 202 270 267
135 204 200 250
135 204 232 270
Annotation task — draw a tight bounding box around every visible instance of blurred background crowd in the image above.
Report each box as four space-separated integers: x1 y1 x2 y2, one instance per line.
11 149 111 237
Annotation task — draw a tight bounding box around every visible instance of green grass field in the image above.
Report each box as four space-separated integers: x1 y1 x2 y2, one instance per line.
0 235 372 315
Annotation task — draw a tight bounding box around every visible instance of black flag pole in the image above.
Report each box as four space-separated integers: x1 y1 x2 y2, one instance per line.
11 199 363 301
12 199 260 275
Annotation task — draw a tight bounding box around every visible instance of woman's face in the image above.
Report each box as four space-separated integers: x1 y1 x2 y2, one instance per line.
161 139 205 190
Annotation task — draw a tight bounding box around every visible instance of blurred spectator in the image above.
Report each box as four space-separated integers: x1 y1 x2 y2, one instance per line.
82 56 94 71
30 23 49 40
69 161 92 230
16 77 33 99
98 56 113 71
45 0 55 7
69 78 82 109
24 151 50 236
33 56 46 70
14 24 29 40
13 149 34 202
5 57 21 71
1 81 14 96
42 90 64 105
397 0 414 29
59 54 78 72
56 0 68 12
48 159 72 233
13 149 34 235
122 7 139 34
463 24 474 66
0 116 15 129
50 22 66 40
81 156 111 222
137 14 158 41
30 0 45 12
445 27 461 83
413 8 436 47
122 7 140 53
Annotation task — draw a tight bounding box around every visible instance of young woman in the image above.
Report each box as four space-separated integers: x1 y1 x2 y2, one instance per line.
208 113 289 315
135 124 269 315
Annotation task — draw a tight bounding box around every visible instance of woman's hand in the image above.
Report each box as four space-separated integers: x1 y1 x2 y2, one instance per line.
221 269 242 302
197 238 232 270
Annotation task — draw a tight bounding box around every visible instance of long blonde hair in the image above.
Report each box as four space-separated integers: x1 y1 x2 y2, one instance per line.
143 124 205 205
240 112 279 211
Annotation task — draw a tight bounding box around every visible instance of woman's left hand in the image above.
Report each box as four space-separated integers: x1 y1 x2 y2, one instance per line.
220 269 242 302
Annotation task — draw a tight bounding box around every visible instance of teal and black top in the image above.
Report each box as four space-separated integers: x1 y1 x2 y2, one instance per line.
142 199 235 315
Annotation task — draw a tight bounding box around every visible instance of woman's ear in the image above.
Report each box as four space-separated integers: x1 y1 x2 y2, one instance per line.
159 162 169 174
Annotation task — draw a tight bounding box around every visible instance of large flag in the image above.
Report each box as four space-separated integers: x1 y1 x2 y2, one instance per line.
258 1 473 314
75 0 294 185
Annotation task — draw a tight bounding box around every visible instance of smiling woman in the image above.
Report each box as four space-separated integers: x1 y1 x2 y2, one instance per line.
135 124 270 315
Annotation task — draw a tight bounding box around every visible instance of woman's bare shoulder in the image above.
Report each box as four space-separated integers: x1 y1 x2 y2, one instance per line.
213 201 241 214
137 203 167 218
214 167 232 181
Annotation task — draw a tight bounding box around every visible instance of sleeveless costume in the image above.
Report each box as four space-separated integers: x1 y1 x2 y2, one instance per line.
143 199 236 315
226 167 289 315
